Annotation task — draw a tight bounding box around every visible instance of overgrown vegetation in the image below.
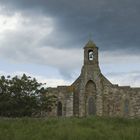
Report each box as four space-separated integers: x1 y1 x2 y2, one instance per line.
0 74 56 117
0 117 139 140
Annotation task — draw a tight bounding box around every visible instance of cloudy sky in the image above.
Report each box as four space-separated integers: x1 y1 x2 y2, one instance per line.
0 0 140 87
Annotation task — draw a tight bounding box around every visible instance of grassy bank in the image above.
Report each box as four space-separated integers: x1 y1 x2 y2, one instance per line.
0 117 140 140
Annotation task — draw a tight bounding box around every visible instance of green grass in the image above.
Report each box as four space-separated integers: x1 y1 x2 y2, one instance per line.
0 117 140 140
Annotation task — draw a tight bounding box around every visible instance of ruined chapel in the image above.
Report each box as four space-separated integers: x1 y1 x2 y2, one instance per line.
47 40 140 118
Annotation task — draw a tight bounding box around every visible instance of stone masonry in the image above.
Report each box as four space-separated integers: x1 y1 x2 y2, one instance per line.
47 40 140 118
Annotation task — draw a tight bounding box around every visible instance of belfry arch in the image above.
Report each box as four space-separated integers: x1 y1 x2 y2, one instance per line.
85 80 96 116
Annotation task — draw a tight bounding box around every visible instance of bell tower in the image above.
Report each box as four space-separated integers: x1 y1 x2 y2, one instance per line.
77 40 101 117
84 40 99 67
73 40 103 117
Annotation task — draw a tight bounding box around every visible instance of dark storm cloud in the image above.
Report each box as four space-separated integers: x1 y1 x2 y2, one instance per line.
1 0 140 53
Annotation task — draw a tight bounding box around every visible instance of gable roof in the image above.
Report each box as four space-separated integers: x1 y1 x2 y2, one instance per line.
84 40 97 49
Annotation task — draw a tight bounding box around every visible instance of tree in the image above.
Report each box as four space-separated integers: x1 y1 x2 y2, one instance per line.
0 74 57 117
40 93 57 116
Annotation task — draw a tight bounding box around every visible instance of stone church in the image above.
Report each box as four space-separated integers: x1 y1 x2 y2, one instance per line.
47 40 140 118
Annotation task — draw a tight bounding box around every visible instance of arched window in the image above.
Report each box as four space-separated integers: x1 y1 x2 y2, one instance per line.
88 97 96 115
85 80 96 97
57 101 62 116
73 92 79 116
88 50 94 61
124 99 129 116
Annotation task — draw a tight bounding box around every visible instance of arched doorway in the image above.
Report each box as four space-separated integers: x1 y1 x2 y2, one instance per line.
88 97 96 115
85 80 96 116
57 101 62 116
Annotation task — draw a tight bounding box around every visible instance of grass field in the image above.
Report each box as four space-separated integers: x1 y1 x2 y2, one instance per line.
0 117 140 140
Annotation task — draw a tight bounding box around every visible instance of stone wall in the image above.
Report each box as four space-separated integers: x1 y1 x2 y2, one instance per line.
46 40 140 118
47 86 74 117
47 70 140 118
102 84 140 118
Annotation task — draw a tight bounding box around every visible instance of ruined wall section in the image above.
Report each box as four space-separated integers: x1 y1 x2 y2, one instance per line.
102 82 140 118
47 86 74 117
128 88 140 118
46 87 58 116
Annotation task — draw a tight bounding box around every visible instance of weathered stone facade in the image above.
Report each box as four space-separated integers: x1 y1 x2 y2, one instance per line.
47 40 140 118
